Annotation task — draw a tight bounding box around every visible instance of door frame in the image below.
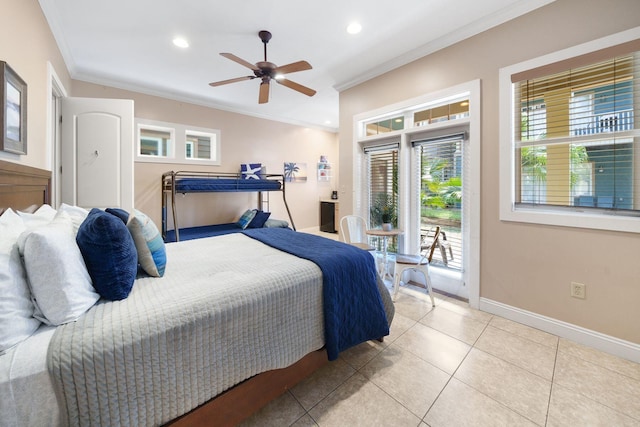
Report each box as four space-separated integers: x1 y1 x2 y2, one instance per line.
352 79 480 307
47 62 68 208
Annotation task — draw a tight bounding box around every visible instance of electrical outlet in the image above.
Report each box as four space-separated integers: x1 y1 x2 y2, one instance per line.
571 282 586 299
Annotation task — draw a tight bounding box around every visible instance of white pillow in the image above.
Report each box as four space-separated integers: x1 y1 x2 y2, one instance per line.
18 211 100 326
58 203 89 234
0 209 41 353
17 204 57 228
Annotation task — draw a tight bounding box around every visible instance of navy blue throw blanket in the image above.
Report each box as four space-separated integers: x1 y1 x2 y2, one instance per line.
243 228 389 360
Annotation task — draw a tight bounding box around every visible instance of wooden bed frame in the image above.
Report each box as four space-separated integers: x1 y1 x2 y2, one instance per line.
0 159 51 214
0 159 329 427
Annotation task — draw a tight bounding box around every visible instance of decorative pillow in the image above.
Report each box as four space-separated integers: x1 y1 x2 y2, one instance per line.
18 211 99 326
264 218 289 228
0 209 41 353
236 209 257 229
105 207 130 224
58 203 89 235
240 163 263 180
126 209 167 277
247 210 271 228
76 208 138 301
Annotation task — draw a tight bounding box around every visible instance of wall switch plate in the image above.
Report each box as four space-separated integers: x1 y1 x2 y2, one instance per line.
571 282 586 299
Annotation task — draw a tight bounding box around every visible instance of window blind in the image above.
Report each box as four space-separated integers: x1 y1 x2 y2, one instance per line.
514 48 640 213
367 143 399 243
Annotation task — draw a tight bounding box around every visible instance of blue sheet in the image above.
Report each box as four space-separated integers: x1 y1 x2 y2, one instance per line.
242 228 389 360
175 178 281 193
164 223 242 242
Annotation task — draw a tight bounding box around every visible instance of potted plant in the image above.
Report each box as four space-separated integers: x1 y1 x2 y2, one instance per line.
381 205 393 231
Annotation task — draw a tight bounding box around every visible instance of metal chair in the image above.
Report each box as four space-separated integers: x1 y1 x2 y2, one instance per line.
339 215 375 250
392 226 440 306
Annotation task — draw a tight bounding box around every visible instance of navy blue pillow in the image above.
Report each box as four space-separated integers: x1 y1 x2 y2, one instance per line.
248 210 271 228
76 208 138 301
105 207 130 224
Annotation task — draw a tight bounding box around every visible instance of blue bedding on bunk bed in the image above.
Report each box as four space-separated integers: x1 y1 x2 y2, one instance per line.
175 178 281 193
242 228 390 361
164 223 242 242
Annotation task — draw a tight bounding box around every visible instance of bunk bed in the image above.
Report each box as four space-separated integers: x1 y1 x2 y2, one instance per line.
161 170 296 242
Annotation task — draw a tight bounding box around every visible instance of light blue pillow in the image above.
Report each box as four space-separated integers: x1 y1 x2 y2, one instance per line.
126 209 166 277
236 209 257 229
264 218 289 228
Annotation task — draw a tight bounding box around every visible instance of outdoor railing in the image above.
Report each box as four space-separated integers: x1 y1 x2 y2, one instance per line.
573 110 634 136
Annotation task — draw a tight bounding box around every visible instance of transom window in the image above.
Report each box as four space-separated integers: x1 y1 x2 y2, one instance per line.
360 96 469 138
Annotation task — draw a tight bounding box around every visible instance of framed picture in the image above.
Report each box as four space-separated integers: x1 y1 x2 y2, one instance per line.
284 162 307 183
1 61 27 154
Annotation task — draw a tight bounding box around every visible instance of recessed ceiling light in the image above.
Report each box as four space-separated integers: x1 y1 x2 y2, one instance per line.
346 22 362 35
173 37 189 48
325 120 332 125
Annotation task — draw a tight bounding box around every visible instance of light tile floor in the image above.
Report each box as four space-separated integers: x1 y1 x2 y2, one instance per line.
240 280 640 427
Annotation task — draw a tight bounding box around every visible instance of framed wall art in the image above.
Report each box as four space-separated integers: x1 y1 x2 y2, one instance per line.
283 162 307 183
1 61 27 154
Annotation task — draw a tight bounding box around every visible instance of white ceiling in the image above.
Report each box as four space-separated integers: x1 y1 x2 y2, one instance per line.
39 0 553 132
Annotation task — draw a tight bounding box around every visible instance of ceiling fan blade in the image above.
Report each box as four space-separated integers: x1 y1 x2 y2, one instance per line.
209 76 255 87
220 53 259 71
259 81 270 104
274 60 312 75
277 78 317 97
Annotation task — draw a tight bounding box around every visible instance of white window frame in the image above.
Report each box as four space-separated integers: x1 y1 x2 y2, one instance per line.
184 128 220 163
135 118 221 165
353 80 480 307
499 26 640 234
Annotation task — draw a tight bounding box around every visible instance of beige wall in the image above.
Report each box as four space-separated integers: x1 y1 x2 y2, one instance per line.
71 82 338 231
0 0 71 169
339 0 640 344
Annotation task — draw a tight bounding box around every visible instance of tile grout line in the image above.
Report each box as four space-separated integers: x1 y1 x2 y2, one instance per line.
543 336 561 426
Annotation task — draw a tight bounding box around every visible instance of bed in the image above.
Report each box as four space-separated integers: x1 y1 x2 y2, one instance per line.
0 160 394 427
162 170 296 242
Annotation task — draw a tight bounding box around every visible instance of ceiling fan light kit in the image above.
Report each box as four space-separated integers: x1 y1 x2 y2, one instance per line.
209 30 316 104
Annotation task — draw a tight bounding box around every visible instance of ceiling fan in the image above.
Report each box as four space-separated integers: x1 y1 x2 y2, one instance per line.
209 30 317 104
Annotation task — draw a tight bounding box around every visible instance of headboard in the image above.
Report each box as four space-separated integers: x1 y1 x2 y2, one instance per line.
0 159 51 215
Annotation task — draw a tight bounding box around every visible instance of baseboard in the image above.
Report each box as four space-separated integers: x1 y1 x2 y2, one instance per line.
479 297 640 363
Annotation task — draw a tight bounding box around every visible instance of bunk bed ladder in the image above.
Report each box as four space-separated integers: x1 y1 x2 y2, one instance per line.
258 191 270 212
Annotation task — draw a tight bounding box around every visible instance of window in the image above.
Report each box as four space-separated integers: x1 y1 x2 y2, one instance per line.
365 143 399 251
135 118 220 165
414 100 469 127
139 126 172 158
500 30 640 232
185 131 216 161
365 116 405 136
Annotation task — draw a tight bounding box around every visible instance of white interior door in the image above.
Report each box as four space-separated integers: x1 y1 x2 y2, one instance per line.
61 97 134 212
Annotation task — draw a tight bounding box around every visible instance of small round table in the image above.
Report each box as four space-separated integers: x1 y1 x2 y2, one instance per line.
366 228 403 279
